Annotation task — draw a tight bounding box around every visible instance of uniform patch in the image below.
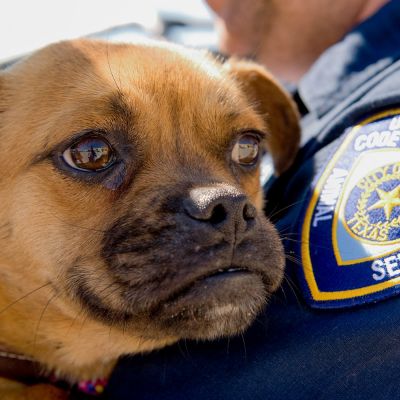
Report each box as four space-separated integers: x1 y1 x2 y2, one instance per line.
300 110 400 308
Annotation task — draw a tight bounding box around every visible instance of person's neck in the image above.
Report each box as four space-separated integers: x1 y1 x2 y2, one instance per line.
272 0 390 84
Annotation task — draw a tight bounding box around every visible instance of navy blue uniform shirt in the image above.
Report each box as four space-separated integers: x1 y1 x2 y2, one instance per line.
105 2 400 399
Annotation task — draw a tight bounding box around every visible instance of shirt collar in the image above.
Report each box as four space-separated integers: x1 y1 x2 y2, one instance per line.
297 0 400 118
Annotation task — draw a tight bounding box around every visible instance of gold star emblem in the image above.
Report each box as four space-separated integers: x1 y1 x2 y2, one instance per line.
368 185 400 220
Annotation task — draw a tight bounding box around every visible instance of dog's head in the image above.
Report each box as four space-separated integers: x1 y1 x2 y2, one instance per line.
0 40 299 373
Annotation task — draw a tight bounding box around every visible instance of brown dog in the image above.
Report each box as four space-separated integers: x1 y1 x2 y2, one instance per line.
0 39 299 399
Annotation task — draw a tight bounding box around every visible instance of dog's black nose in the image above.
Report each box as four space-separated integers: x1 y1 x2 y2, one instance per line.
183 184 256 239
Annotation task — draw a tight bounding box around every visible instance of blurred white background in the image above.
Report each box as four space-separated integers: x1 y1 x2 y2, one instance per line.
0 0 215 60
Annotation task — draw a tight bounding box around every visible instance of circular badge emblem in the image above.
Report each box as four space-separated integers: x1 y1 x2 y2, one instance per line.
344 162 400 244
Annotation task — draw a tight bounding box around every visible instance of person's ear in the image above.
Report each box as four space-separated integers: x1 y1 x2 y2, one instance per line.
226 60 300 175
205 0 226 15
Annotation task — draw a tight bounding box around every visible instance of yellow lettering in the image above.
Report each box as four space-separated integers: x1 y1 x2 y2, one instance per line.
392 163 400 175
357 179 370 191
378 227 389 241
360 224 372 237
367 227 379 240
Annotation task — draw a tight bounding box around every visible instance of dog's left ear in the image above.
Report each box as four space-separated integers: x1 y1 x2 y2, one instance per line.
226 60 300 175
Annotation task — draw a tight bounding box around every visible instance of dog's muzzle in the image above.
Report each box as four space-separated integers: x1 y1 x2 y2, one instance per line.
71 183 285 340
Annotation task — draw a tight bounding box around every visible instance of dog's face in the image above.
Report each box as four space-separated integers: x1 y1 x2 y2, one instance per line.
0 40 299 375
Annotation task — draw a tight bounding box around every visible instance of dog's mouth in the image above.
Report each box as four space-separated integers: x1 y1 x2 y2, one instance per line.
149 265 268 339
162 266 250 305
69 262 271 341
160 265 252 305
209 266 249 276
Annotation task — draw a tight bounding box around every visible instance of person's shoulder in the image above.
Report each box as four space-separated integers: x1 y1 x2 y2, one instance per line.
269 0 400 310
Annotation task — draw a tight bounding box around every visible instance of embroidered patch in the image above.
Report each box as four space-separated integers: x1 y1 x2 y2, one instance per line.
300 109 400 308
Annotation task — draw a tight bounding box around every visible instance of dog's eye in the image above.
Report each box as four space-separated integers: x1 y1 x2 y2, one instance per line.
62 136 115 171
231 134 260 166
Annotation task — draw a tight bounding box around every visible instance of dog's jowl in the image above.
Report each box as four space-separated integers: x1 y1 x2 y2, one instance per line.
0 40 299 398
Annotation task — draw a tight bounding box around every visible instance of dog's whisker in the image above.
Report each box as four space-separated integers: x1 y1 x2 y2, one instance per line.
284 253 303 266
106 41 123 96
282 237 357 259
240 332 248 361
282 274 302 307
276 225 301 236
0 282 51 315
282 236 335 252
225 336 230 356
279 230 301 236
32 292 59 348
267 198 308 221
284 253 315 274
183 338 191 358
177 341 190 360
277 282 288 304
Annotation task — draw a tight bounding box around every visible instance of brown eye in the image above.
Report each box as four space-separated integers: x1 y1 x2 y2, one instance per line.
231 134 260 165
63 136 114 171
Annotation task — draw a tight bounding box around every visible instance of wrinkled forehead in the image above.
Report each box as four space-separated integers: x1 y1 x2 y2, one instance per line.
87 41 265 134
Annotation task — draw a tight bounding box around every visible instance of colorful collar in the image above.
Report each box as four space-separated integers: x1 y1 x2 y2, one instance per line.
0 345 107 396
